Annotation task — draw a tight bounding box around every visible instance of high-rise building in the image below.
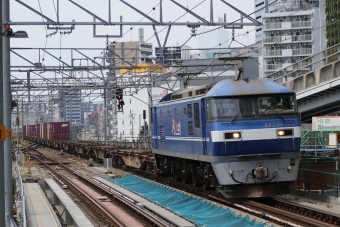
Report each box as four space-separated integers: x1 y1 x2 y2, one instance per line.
138 28 144 43
254 0 277 43
58 90 81 123
155 45 191 66
254 0 320 43
261 0 325 78
114 41 153 66
80 102 92 124
196 28 229 58
325 1 338 48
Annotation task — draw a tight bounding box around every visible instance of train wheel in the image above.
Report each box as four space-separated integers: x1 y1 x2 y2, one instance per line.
172 172 180 181
192 170 200 187
182 174 191 184
202 179 210 190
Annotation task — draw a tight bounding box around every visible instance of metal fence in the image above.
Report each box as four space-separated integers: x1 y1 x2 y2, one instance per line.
297 156 340 197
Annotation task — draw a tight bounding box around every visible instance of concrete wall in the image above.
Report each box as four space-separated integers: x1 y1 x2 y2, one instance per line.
283 60 340 93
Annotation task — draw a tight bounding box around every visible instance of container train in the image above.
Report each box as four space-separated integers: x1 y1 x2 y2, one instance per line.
151 78 301 197
23 122 70 140
24 78 301 198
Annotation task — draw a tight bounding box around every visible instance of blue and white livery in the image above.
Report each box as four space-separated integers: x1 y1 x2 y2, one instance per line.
151 79 301 197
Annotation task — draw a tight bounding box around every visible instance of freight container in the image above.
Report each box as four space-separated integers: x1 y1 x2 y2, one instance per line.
47 122 70 140
27 125 36 137
23 125 27 137
43 123 47 140
36 123 41 139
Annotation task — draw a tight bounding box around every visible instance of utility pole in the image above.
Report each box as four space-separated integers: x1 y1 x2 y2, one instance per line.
130 111 135 142
21 100 24 142
3 0 12 224
103 84 108 143
0 0 5 224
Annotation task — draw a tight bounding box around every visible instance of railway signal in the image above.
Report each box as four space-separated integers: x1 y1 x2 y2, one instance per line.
116 88 124 111
116 88 123 100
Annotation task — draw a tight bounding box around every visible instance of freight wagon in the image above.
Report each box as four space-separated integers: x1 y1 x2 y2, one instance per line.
24 122 70 141
26 125 37 137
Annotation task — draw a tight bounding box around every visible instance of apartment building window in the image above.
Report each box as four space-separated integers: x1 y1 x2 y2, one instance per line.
255 1 264 7
122 120 124 125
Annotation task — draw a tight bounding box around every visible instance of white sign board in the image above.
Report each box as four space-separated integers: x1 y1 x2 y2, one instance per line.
329 133 338 147
312 116 340 131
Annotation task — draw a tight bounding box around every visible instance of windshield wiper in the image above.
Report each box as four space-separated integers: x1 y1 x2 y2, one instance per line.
274 110 286 121
231 108 242 123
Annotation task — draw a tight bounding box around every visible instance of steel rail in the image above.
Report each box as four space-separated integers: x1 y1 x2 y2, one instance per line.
30 153 127 227
29 150 169 227
28 139 340 227
273 197 340 226
238 200 337 227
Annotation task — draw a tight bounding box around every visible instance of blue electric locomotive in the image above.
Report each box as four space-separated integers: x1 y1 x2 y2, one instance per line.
151 78 301 197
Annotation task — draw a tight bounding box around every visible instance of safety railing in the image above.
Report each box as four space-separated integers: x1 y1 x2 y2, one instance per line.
264 43 340 83
15 162 26 227
292 48 312 55
264 64 283 71
264 49 282 56
291 21 312 28
292 34 312 42
264 22 282 30
263 36 282 43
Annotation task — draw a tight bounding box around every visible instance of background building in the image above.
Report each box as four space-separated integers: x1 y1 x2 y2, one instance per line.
261 0 325 78
254 0 320 43
58 90 81 123
155 45 191 66
80 102 92 124
114 41 153 65
197 28 229 58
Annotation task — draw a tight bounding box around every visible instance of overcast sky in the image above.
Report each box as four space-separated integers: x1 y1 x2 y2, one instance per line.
9 0 257 102
10 0 256 52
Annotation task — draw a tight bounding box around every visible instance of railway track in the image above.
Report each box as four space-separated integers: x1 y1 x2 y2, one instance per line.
116 167 340 227
24 143 340 227
28 149 172 227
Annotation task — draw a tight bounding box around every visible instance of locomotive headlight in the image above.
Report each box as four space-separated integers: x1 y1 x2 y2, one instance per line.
224 132 241 140
233 132 241 139
277 129 293 137
277 130 285 136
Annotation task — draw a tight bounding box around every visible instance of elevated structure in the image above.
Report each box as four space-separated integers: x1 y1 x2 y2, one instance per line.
264 43 340 123
24 183 61 227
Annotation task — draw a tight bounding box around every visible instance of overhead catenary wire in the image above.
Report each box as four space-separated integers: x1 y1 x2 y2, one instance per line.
37 0 49 61
192 0 322 63
15 0 322 104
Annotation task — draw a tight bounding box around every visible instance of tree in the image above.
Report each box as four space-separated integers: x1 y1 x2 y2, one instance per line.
140 122 149 135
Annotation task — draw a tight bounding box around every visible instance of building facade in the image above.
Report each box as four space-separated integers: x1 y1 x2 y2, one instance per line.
261 0 325 78
114 41 153 66
155 45 191 66
80 102 92 124
255 0 320 43
58 90 81 123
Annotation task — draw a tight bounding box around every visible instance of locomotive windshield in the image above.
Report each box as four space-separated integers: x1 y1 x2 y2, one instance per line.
207 97 255 121
257 94 298 117
207 94 298 121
